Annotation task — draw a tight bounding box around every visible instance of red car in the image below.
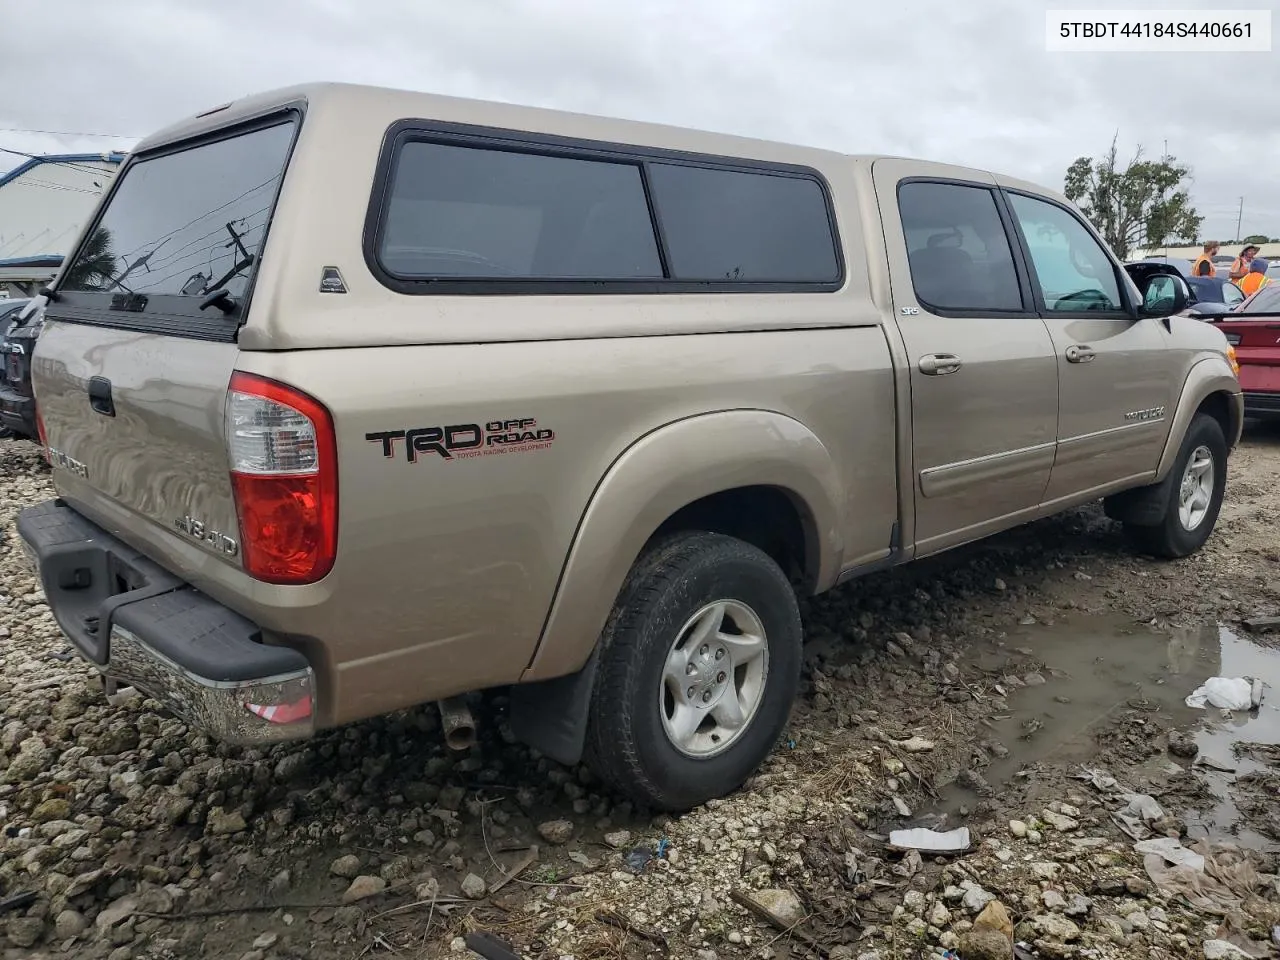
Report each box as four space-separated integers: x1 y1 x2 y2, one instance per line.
1216 284 1280 419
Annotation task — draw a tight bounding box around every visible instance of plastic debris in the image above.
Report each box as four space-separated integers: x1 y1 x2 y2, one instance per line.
1135 837 1205 871
1120 794 1164 824
1185 677 1261 711
888 826 971 853
623 847 654 874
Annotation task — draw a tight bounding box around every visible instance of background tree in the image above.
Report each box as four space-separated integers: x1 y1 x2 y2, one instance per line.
1242 234 1272 245
62 226 117 289
1064 137 1202 260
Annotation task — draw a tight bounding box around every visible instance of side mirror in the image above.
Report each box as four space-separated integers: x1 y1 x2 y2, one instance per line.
1141 274 1189 317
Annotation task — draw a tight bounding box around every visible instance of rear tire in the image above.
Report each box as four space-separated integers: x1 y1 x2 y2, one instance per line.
583 531 802 812
1124 413 1227 559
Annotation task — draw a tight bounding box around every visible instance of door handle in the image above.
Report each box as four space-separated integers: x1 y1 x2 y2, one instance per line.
918 353 962 376
1065 345 1096 364
87 376 115 417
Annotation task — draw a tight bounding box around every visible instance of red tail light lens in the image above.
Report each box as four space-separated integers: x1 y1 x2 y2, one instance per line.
225 372 337 584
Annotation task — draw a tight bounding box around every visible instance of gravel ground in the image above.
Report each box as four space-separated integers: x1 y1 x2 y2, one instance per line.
2 426 1280 960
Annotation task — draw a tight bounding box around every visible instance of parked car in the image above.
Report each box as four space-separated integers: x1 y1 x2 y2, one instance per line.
0 297 43 440
17 83 1244 811
1211 284 1280 420
1125 261 1245 316
0 298 35 439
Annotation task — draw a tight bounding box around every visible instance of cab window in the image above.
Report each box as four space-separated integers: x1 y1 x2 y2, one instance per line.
898 181 1024 313
1006 193 1124 313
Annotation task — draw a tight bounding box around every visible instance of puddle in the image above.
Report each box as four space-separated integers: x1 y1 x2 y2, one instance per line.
942 615 1280 849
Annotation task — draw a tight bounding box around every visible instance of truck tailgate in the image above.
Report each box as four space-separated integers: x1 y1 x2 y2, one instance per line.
35 321 243 573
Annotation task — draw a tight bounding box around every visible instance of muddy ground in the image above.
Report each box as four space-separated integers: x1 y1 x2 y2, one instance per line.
2 425 1280 960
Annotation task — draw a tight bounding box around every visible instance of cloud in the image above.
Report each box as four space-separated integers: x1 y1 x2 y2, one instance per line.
1 0 1275 239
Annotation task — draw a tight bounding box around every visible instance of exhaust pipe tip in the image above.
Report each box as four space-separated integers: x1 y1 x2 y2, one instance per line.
438 696 476 752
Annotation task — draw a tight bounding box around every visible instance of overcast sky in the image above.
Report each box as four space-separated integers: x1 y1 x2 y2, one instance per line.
1 0 1276 243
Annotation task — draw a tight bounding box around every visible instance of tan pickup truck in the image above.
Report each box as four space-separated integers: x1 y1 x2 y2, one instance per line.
17 83 1241 811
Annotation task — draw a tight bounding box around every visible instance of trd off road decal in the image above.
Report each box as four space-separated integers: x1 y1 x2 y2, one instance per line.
366 418 555 463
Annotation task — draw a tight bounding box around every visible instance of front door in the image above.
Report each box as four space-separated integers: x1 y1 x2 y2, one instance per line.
873 160 1060 554
999 187 1174 504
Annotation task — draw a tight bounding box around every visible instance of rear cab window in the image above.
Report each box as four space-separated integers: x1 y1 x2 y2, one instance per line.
366 124 843 294
53 116 299 340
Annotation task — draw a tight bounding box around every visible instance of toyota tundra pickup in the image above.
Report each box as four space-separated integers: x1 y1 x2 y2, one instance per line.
15 83 1242 811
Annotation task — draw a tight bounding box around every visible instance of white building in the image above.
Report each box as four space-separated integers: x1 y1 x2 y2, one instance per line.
0 152 125 297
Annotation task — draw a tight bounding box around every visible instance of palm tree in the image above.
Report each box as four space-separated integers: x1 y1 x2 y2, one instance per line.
63 226 118 290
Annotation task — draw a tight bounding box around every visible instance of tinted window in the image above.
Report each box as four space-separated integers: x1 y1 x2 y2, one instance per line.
645 164 838 282
897 182 1023 312
1223 282 1246 306
61 121 296 301
1243 285 1280 313
378 142 662 279
1007 193 1123 312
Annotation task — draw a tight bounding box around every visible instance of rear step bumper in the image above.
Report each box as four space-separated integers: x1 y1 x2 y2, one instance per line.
15 499 316 745
1243 392 1280 418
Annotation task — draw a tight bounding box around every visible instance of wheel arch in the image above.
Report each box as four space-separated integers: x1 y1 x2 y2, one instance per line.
522 409 844 684
1155 355 1243 481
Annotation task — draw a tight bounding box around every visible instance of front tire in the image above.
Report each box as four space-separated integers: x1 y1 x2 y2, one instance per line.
583 532 802 811
1125 413 1227 559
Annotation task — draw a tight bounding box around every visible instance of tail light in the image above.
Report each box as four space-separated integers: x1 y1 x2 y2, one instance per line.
225 372 337 584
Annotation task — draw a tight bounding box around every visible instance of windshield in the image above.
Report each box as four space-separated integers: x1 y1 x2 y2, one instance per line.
60 119 296 309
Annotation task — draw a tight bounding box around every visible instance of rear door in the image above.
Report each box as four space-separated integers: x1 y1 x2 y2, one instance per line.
872 161 1059 555
1000 189 1174 503
1218 285 1280 415
34 115 299 570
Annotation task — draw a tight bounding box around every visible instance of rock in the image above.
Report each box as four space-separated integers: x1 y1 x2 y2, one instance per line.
95 895 139 930
5 917 43 948
330 854 362 879
1204 941 1253 959
537 819 574 845
4 737 50 783
1043 890 1067 911
416 878 440 901
905 917 927 937
252 932 279 950
1125 876 1152 896
1009 820 1028 838
268 869 292 894
964 886 997 914
895 736 935 753
1041 809 1079 831
929 901 951 927
460 873 487 899
55 909 88 939
995 578 1008 591
903 890 926 914
206 808 247 836
958 928 1013 960
32 798 72 822
1031 861 1061 880
1129 909 1150 931
1064 895 1093 918
603 830 632 849
1032 914 1081 941
747 889 804 928
975 901 1014 939
1169 731 1200 758
342 876 387 903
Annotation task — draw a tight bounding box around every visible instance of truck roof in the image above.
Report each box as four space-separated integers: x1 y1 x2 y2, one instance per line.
133 80 992 185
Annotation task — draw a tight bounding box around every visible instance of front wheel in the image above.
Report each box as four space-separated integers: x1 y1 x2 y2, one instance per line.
583 532 802 811
1125 413 1227 558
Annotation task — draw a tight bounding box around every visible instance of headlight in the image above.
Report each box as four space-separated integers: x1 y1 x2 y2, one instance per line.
1226 344 1240 376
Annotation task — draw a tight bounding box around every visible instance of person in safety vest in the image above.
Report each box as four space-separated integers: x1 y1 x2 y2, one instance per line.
1230 245 1260 281
1239 257 1271 297
1191 241 1219 277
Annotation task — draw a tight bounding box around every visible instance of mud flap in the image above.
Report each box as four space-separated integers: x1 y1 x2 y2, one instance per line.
508 647 600 766
1103 471 1176 527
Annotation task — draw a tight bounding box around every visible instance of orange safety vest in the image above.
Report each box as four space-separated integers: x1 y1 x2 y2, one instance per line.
1190 254 1216 277
1239 272 1271 297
